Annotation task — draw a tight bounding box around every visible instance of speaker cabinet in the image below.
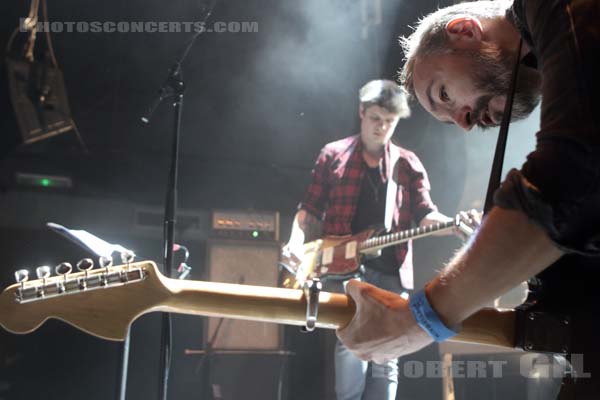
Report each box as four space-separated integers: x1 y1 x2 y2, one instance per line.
205 239 282 350
6 58 74 145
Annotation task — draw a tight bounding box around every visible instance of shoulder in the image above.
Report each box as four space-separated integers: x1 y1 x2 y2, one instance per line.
507 0 534 49
392 143 426 172
321 135 359 155
316 135 360 165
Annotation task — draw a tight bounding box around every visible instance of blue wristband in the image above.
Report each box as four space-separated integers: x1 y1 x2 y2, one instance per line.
409 289 457 342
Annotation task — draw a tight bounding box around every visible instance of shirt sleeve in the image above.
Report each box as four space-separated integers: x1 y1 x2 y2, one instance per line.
407 153 438 225
494 0 600 255
298 148 331 220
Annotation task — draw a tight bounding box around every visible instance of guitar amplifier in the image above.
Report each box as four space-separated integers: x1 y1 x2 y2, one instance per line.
205 239 282 350
211 209 279 242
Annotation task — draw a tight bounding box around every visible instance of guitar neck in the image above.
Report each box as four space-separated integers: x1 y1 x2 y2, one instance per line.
155 278 354 329
359 220 456 253
156 278 516 349
453 308 516 349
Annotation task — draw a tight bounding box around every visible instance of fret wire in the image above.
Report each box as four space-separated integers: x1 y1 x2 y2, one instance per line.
363 218 460 251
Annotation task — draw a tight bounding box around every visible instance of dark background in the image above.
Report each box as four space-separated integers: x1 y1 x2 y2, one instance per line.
0 0 541 399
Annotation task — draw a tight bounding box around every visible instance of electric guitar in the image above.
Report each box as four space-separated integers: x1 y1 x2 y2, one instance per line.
0 260 517 349
280 214 476 289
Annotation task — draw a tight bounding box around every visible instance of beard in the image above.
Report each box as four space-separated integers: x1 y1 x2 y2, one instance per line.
462 41 541 129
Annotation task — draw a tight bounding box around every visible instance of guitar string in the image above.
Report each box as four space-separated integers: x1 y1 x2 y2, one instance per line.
362 220 452 249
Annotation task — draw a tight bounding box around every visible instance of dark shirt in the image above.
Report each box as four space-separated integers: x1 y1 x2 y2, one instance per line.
351 165 399 274
498 7 600 394
299 134 437 273
500 2 600 371
351 165 386 233
497 0 600 256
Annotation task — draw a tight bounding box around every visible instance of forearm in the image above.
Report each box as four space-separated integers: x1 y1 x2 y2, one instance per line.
287 209 323 246
426 207 563 328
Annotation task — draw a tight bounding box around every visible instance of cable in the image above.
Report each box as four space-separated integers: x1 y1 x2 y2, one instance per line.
173 244 192 280
5 27 20 57
23 0 40 62
41 0 59 68
68 118 90 154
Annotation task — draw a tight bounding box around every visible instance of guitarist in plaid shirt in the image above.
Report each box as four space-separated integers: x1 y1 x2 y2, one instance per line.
283 80 469 400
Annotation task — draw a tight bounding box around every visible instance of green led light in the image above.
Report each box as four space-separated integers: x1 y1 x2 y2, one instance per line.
252 231 259 238
39 178 52 187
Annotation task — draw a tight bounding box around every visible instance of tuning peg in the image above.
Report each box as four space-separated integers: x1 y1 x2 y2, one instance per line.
77 258 94 272
14 269 30 300
55 262 72 293
36 266 52 280
34 266 52 298
76 258 94 290
98 256 113 269
120 251 135 264
55 262 72 276
14 269 29 284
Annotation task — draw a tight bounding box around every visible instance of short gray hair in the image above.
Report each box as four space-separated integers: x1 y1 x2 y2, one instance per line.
399 1 511 98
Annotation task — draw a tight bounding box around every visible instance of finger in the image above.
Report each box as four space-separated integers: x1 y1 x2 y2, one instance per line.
359 353 377 362
337 280 374 334
453 225 471 241
459 211 472 225
290 253 301 265
469 209 482 224
461 225 474 236
344 279 376 301
468 208 480 218
344 345 372 362
372 356 390 365
344 279 363 295
342 342 377 362
281 257 297 269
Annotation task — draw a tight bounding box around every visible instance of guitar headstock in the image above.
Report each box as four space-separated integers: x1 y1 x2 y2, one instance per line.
0 258 166 341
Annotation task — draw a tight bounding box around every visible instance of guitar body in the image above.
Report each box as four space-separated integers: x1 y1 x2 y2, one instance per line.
288 229 375 288
281 218 462 289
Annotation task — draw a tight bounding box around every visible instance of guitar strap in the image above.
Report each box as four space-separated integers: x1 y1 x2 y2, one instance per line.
386 143 415 289
384 143 399 231
482 40 576 356
483 39 523 214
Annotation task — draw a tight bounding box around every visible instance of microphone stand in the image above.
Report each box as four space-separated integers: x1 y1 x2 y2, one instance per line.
139 2 218 399
199 316 228 400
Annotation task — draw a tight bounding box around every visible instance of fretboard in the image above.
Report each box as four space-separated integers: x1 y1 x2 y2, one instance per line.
359 220 456 253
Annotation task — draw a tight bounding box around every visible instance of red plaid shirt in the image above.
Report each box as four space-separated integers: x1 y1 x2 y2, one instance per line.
299 135 437 270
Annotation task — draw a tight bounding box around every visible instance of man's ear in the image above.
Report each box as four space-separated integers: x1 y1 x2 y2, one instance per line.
359 104 366 119
445 16 483 48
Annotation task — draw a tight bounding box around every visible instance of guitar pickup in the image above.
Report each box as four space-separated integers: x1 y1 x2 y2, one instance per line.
322 247 334 265
345 241 357 259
